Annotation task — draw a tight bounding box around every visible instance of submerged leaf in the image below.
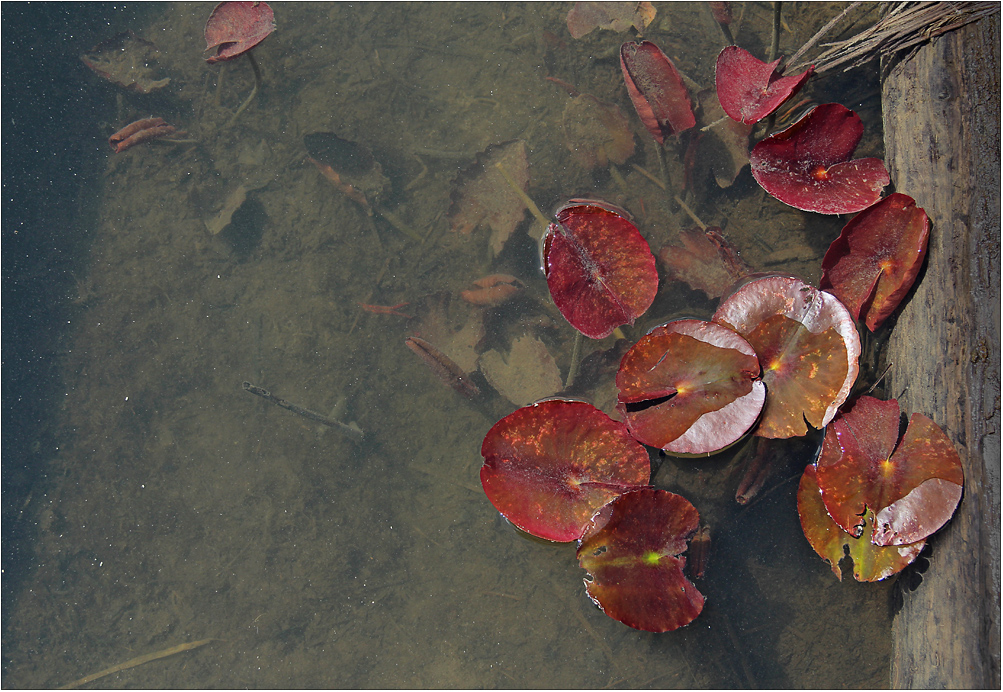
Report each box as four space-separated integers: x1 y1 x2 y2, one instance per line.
449 140 530 256
566 2 656 39
658 227 752 299
478 333 563 407
562 94 635 170
480 400 650 542
81 32 171 93
578 488 704 632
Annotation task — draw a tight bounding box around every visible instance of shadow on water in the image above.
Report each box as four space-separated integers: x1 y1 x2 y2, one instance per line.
3 3 898 688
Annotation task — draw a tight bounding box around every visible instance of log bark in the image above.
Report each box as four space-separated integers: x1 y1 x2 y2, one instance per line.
881 12 1000 690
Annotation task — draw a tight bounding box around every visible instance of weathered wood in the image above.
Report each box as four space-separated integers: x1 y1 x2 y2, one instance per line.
881 12 1000 690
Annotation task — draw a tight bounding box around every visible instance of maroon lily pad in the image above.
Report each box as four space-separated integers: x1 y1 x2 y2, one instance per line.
713 276 861 439
577 488 704 632
480 399 650 542
798 463 925 581
821 193 930 331
205 1 276 64
543 200 658 340
620 41 696 144
715 46 814 124
616 319 765 455
815 396 964 546
749 104 890 214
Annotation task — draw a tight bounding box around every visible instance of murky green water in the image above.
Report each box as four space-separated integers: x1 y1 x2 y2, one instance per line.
4 3 896 687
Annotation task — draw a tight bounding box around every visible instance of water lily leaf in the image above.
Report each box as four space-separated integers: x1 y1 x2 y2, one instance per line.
815 396 964 545
620 40 695 144
562 94 635 170
449 140 530 257
749 104 890 214
80 31 171 93
821 193 930 331
713 276 860 438
715 45 814 124
477 333 563 407
480 400 650 542
658 227 752 299
798 463 925 581
566 1 656 39
616 319 765 455
577 488 704 632
544 200 658 339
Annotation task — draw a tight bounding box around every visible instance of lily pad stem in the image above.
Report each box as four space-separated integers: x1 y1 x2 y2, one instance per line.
565 330 583 389
226 51 262 129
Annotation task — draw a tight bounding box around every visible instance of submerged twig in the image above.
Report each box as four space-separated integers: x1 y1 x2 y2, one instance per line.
243 381 364 439
58 639 219 689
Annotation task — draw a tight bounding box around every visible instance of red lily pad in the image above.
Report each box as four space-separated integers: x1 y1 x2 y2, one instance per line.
480 400 650 543
749 104 890 214
820 193 930 331
616 319 765 455
715 46 814 125
577 488 704 632
815 396 964 546
798 463 925 581
620 41 696 144
204 1 276 64
713 276 861 439
543 200 658 340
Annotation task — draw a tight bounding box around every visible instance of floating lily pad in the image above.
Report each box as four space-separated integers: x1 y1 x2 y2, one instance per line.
715 46 814 124
821 193 930 331
815 396 964 546
798 463 925 581
204 1 276 63
449 140 530 257
577 488 704 632
616 319 765 455
713 276 860 438
480 400 650 542
749 104 889 214
543 200 658 339
620 40 695 144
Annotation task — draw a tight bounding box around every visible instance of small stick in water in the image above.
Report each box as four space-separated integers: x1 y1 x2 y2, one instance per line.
242 382 364 439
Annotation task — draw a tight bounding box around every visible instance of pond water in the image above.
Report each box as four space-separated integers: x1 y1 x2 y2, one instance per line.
4 2 898 688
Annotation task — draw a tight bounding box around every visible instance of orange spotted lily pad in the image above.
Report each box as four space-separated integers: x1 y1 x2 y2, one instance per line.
616 319 765 455
798 463 925 581
480 400 650 542
821 193 930 331
814 396 963 546
749 104 889 214
578 488 704 631
543 200 658 339
712 276 860 439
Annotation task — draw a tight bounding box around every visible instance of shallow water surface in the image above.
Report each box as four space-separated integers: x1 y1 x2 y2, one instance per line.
3 3 895 687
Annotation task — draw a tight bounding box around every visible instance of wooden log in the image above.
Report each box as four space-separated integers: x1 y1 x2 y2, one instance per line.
881 12 1000 690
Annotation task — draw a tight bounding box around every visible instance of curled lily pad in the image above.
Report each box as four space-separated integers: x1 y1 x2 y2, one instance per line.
616 319 765 456
713 276 861 439
715 46 814 125
821 193 930 331
815 396 964 546
620 40 695 143
480 400 650 542
578 488 704 632
543 200 658 339
749 104 889 214
798 463 925 581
